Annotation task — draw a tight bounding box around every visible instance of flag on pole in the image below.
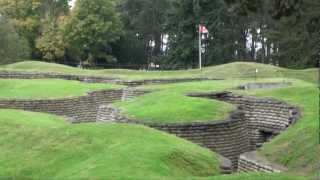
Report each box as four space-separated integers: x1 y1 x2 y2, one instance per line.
199 25 209 34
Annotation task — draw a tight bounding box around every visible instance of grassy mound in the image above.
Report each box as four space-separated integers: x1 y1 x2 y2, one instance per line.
116 89 234 123
2 61 80 73
0 79 122 99
116 79 288 123
1 61 317 83
0 109 221 179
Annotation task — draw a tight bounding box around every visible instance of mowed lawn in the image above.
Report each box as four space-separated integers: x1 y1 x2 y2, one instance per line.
0 79 122 99
0 109 222 179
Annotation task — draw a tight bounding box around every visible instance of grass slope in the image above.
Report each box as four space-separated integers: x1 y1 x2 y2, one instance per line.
0 109 221 179
0 79 122 99
1 61 318 83
244 82 320 178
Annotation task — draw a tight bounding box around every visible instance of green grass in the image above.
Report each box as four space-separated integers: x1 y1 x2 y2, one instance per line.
0 79 122 99
0 109 222 179
116 79 294 123
1 61 318 83
116 89 234 123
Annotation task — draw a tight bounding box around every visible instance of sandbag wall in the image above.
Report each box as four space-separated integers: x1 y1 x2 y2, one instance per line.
212 92 299 150
0 89 147 123
0 71 215 86
0 71 118 83
186 92 299 171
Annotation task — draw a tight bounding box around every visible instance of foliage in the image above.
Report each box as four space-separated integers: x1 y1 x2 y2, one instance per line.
64 0 122 66
0 0 69 59
1 0 318 68
224 0 319 68
0 17 30 64
35 19 66 62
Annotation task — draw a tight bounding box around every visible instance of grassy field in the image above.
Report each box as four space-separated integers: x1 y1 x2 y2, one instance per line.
0 79 122 99
0 109 222 179
0 61 318 179
0 61 318 83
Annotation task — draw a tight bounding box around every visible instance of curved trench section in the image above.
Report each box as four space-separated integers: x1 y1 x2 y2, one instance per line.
0 71 218 86
0 72 300 173
156 91 300 171
102 91 300 172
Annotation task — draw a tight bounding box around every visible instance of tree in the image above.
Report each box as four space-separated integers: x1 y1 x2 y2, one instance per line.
35 0 70 62
0 0 42 55
117 0 170 68
0 0 70 59
35 18 66 62
65 0 122 66
0 16 30 64
224 0 319 68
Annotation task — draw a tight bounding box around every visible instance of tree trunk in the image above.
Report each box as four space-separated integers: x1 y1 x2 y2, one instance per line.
250 30 256 61
153 32 162 56
240 28 248 60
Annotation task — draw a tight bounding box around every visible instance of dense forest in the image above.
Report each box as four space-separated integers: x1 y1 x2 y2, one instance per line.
0 0 319 69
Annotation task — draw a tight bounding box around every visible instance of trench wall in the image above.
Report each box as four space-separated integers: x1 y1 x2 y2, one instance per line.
237 151 285 173
138 111 250 170
0 71 215 86
0 89 147 123
0 71 118 83
210 92 299 150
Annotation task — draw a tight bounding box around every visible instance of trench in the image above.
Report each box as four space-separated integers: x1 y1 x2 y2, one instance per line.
0 71 299 173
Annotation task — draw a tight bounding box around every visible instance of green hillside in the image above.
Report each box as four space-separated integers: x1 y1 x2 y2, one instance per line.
0 109 221 179
0 61 318 83
0 79 122 100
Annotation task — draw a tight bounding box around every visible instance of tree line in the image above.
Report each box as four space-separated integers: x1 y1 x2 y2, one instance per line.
0 0 319 69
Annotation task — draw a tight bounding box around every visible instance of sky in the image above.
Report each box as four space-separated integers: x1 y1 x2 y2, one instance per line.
69 0 76 8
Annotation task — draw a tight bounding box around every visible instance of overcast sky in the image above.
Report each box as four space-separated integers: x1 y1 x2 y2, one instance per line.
69 0 76 8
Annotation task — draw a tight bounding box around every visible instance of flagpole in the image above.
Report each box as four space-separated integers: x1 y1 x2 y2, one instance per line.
199 24 202 70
